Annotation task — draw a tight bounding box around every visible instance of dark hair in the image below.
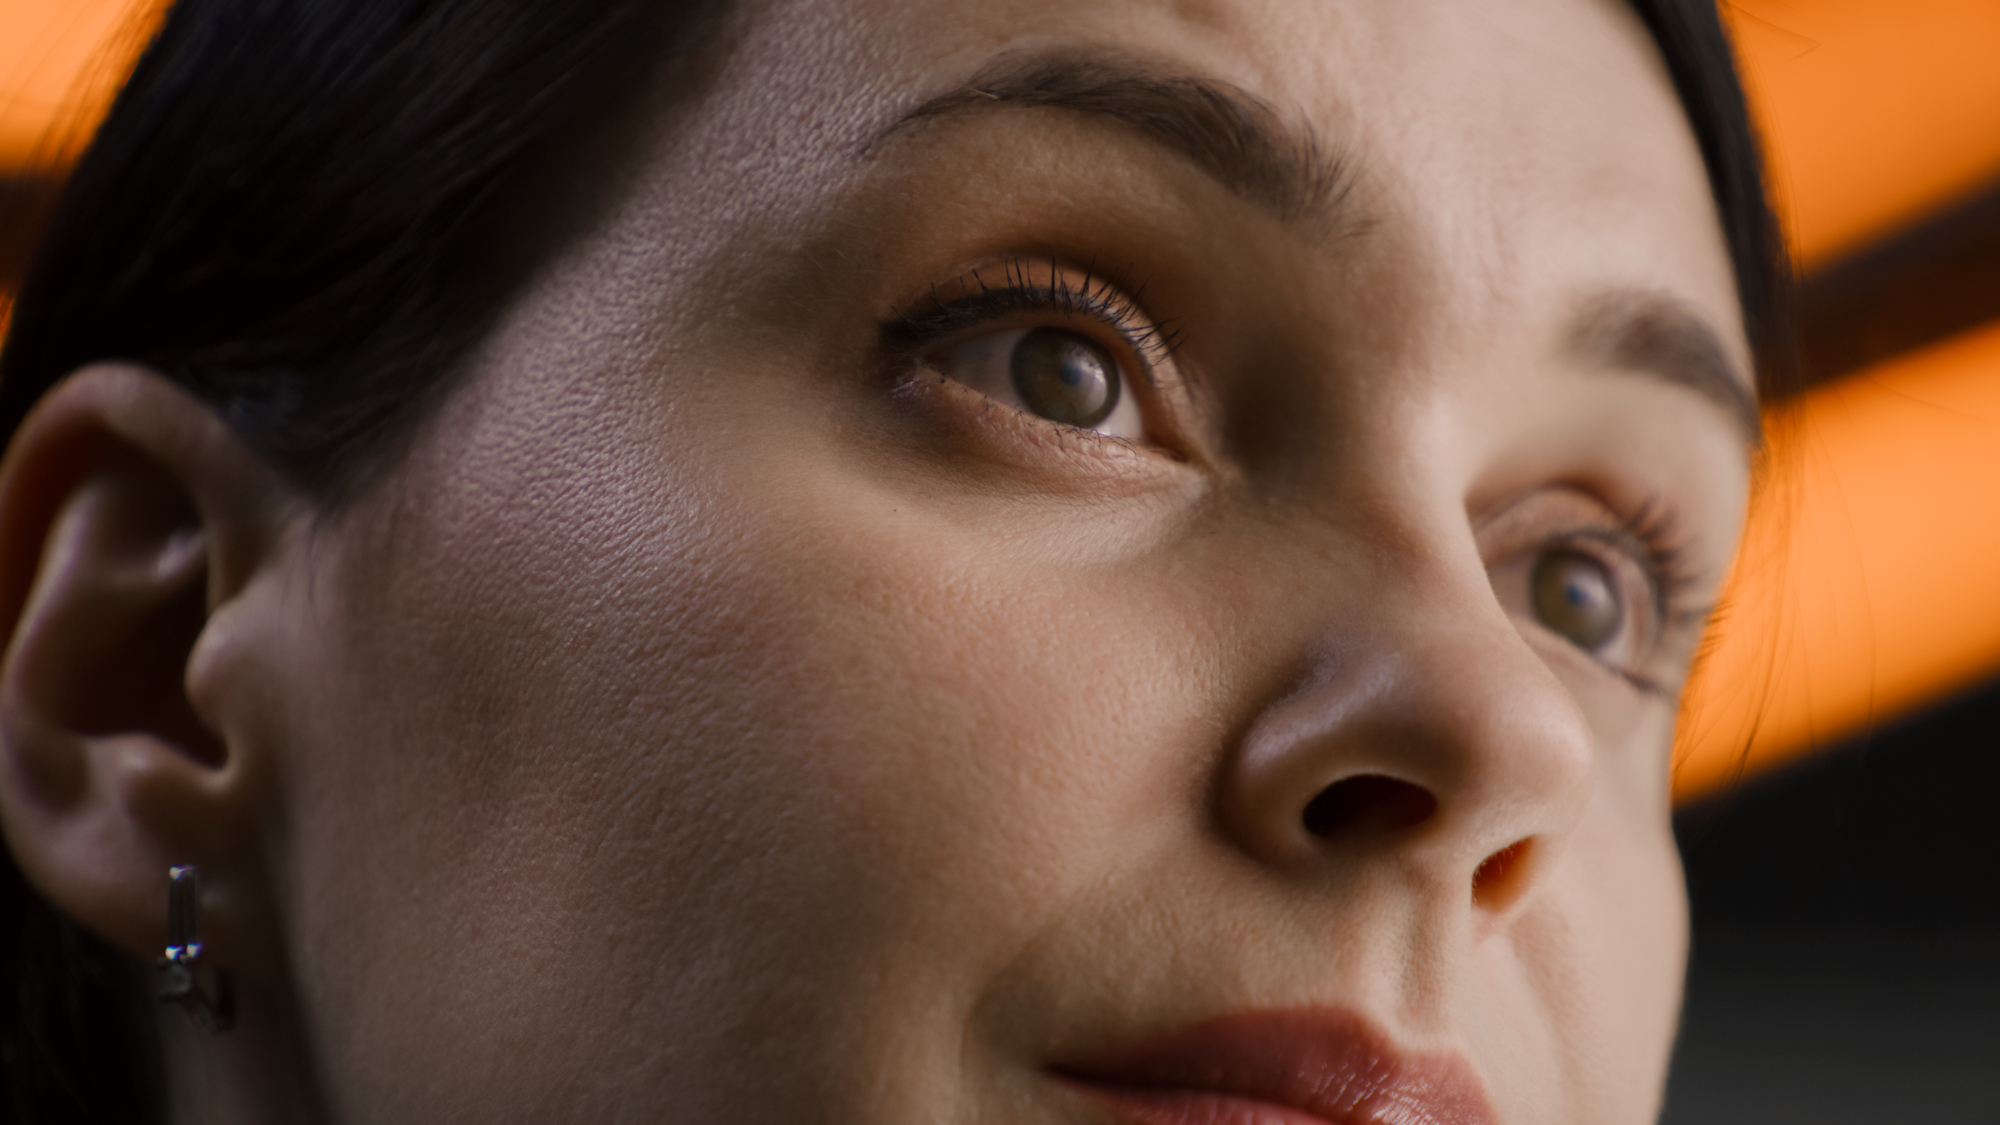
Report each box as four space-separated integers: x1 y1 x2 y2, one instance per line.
1626 0 1796 401
0 1 710 1120
0 0 1786 1120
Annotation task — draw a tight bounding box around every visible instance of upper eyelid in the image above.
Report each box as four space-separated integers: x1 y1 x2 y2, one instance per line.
883 263 1181 369
1523 497 1706 595
894 291 1169 398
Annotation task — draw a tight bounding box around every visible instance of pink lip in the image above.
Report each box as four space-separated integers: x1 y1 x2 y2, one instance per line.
1052 1008 1496 1125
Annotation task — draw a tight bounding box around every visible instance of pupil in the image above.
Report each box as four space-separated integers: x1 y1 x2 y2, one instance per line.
1009 327 1119 428
1531 549 1622 652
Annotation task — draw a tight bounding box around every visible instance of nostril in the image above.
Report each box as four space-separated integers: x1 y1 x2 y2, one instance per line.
1472 838 1534 909
1301 774 1437 839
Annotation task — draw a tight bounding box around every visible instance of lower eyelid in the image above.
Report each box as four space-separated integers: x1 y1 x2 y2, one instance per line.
889 365 1185 487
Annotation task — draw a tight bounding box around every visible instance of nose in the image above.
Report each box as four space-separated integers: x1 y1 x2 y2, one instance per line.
1217 559 1596 917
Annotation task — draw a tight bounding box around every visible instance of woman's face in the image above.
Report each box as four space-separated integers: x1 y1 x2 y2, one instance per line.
248 0 1753 1121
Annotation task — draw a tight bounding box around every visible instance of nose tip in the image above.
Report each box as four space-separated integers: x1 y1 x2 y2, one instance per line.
1218 620 1594 916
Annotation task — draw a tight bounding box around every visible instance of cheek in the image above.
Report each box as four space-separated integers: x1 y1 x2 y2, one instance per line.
1577 802 1687 1114
285 379 1234 1115
634 447 1218 945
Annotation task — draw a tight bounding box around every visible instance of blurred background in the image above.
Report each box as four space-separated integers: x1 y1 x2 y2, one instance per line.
1664 3 2000 1121
3 0 1998 1119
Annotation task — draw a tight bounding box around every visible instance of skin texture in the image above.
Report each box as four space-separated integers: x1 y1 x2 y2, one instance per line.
0 0 1755 1122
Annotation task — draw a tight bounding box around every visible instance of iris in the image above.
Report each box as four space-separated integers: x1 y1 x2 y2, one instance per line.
1532 549 1623 652
1009 327 1120 428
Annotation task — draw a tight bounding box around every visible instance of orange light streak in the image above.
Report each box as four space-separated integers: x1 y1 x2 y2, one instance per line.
1675 321 2000 798
1726 0 2000 268
0 0 159 171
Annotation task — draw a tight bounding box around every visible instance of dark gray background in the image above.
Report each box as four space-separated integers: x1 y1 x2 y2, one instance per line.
1662 676 2000 1123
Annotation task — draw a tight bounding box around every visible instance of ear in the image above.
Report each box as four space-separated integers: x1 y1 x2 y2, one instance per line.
0 364 298 974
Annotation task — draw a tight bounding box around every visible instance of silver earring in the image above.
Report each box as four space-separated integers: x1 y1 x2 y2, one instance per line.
156 865 235 1033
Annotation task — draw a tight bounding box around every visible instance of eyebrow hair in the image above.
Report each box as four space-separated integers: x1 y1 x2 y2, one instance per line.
1567 292 1762 447
879 52 1360 230
881 55 1757 447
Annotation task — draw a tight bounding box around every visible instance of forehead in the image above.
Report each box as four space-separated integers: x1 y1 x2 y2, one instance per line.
677 0 1744 373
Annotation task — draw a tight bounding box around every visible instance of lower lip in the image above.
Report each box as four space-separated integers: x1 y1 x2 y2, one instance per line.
1050 1008 1494 1125
1064 1083 1357 1125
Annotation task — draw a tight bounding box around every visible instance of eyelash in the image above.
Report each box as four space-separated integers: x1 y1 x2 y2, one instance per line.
882 258 1180 374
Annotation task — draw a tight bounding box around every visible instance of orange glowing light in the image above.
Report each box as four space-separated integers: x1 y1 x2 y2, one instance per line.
1664 0 2000 800
1674 320 2000 799
1726 0 2000 268
0 0 159 170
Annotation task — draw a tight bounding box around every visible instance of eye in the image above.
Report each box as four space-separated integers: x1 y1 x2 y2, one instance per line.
926 325 1148 441
1532 548 1624 652
1482 490 1712 699
1009 327 1120 428
884 260 1178 447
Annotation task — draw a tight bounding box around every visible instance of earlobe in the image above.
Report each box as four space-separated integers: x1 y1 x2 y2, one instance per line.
0 364 295 973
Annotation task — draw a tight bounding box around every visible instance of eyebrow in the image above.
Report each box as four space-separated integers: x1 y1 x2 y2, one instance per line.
1567 293 1762 447
877 52 1361 230
879 55 1760 446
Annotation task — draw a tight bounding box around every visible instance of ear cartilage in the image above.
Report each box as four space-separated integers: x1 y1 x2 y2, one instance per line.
156 865 236 1033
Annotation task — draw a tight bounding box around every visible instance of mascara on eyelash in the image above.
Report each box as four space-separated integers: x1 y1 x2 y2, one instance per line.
881 259 1181 365
1615 495 1711 618
1568 497 1703 603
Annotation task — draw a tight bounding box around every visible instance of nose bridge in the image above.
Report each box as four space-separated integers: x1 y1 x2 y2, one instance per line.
1220 544 1596 911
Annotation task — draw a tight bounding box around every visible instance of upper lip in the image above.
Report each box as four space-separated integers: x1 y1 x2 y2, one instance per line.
1050 1007 1496 1125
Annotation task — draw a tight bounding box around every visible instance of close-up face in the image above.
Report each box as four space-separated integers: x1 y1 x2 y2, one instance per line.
0 0 1761 1122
